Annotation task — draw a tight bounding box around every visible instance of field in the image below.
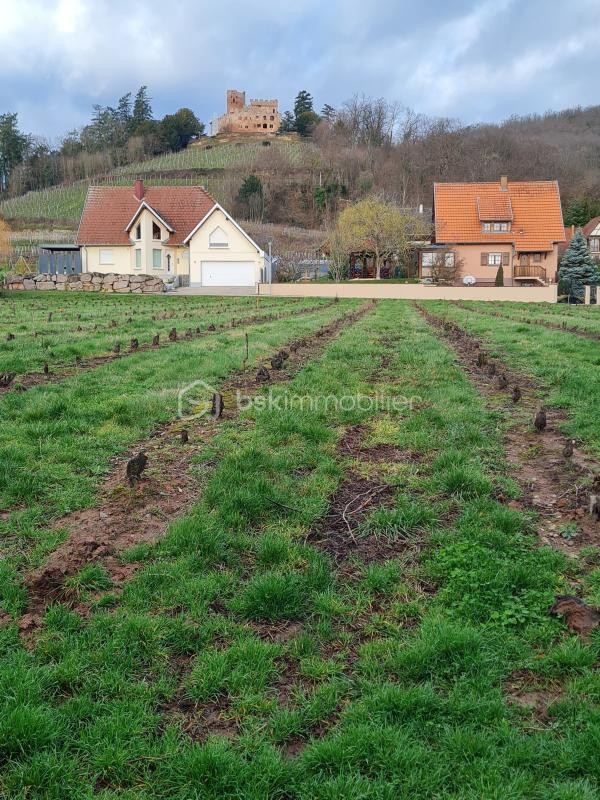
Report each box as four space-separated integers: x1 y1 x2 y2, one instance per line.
1 293 600 798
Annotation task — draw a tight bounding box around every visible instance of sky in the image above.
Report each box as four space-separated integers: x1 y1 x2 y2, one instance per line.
1 0 599 141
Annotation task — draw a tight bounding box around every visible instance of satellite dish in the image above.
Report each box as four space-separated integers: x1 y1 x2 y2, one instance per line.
463 275 476 286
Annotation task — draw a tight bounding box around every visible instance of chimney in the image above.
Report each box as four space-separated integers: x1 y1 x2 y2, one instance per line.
134 179 144 201
500 175 508 191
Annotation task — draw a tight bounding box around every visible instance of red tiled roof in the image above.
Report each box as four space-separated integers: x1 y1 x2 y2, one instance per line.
76 184 216 246
434 180 565 252
582 216 600 236
477 195 513 221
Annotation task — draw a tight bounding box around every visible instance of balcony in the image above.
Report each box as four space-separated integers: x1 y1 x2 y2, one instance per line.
514 264 547 284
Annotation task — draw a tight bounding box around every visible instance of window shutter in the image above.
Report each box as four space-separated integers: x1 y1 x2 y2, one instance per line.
502 252 509 266
480 252 487 266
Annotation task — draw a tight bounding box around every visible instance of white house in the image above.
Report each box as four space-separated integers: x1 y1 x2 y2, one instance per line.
76 180 266 287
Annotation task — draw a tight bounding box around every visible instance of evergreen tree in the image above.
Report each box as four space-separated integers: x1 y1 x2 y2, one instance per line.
117 92 132 126
564 199 587 227
321 104 336 123
278 111 295 133
558 229 600 302
132 86 153 130
294 90 314 117
494 265 504 286
0 113 30 191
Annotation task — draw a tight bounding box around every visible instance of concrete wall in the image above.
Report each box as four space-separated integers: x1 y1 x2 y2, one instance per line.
188 207 264 286
257 283 559 303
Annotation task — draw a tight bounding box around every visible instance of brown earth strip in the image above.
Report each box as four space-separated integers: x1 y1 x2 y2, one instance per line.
0 301 337 396
18 303 372 634
454 300 600 343
416 303 599 558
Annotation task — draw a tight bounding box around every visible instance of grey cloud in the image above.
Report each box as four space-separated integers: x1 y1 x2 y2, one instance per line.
0 0 598 138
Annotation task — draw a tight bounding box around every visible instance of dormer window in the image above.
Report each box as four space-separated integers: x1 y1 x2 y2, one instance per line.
152 221 161 240
209 226 229 248
135 223 141 240
482 221 510 232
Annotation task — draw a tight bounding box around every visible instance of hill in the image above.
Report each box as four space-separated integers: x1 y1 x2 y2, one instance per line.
2 103 600 261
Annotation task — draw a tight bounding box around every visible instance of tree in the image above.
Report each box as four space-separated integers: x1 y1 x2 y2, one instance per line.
429 251 461 285
495 264 504 286
323 226 348 281
292 90 320 138
117 92 132 127
294 90 314 118
159 108 203 152
336 197 428 280
238 175 265 221
558 229 600 301
132 86 153 131
321 104 336 123
278 111 296 133
0 113 29 191
0 216 11 266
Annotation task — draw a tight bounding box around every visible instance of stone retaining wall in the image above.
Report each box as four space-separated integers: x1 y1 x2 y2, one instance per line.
4 272 165 293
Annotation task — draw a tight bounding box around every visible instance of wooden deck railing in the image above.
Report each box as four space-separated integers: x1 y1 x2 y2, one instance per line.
514 264 546 282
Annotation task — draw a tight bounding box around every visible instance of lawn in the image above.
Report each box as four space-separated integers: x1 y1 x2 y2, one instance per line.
0 295 599 798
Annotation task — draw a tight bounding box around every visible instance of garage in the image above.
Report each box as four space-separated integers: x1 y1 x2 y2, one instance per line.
201 261 256 286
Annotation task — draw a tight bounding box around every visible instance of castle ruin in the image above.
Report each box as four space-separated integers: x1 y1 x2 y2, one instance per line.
211 90 281 136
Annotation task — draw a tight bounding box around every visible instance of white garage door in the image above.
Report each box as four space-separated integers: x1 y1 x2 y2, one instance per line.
201 261 255 286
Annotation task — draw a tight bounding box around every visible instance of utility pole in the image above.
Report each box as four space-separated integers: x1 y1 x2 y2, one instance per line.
268 240 272 296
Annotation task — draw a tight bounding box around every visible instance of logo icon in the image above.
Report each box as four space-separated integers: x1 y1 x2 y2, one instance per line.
178 379 217 420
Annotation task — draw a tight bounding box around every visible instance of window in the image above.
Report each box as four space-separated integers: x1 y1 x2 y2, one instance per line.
421 252 435 267
152 249 161 269
99 249 113 265
135 223 141 240
482 221 510 232
209 226 229 248
152 221 161 240
532 252 542 263
590 237 600 253
487 252 502 266
444 252 455 267
135 249 142 269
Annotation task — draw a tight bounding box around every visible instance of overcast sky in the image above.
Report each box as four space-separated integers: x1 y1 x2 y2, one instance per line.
1 0 599 141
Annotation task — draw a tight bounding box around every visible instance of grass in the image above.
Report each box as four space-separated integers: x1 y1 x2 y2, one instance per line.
0 298 599 797
425 299 600 455
0 292 326 374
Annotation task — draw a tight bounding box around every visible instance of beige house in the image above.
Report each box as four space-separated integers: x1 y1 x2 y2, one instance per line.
420 176 566 286
76 180 266 287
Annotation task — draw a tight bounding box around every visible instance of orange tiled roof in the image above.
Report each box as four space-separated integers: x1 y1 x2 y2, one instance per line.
76 184 216 246
434 180 565 252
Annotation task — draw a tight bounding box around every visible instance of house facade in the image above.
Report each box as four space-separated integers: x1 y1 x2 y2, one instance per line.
76 180 266 287
420 176 566 286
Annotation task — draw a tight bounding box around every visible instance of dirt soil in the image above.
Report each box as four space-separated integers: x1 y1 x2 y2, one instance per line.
417 304 600 558
19 304 372 634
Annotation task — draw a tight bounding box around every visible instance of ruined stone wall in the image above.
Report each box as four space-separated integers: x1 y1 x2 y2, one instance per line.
5 272 165 293
215 92 281 134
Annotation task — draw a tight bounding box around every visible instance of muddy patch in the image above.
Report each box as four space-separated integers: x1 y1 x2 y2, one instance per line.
505 670 564 727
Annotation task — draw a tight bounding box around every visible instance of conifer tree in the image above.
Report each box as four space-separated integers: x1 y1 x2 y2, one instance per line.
558 229 600 301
